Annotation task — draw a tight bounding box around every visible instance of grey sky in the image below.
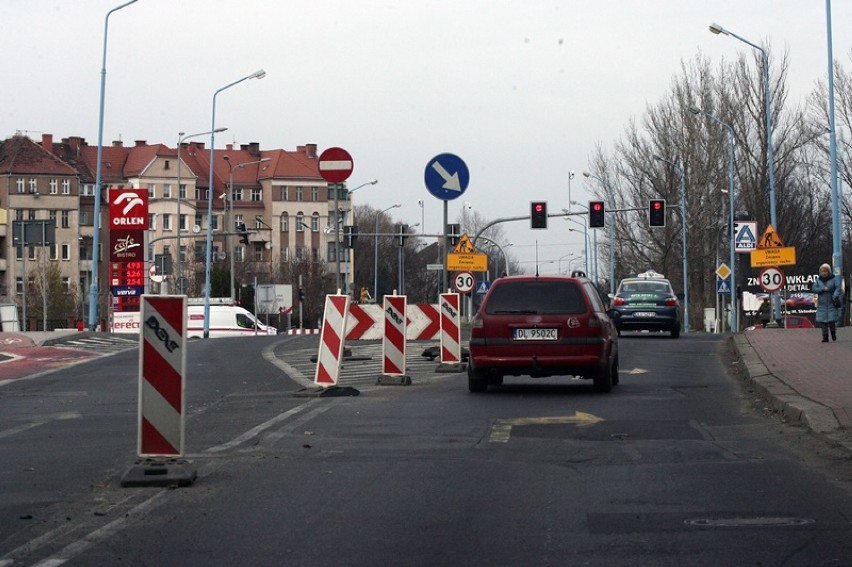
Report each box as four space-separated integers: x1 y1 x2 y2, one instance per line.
2 1 849 273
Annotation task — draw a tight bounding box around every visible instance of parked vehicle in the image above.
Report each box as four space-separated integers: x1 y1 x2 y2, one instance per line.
467 274 619 393
608 270 681 338
186 299 276 338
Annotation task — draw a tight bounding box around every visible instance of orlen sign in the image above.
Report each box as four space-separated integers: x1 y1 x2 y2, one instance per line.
109 189 149 229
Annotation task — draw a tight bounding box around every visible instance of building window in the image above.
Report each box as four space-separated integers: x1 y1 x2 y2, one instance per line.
236 246 245 262
28 178 37 193
234 214 244 230
312 187 319 202
49 210 58 225
81 184 95 197
179 245 187 263
61 210 70 228
280 186 289 201
162 214 172 231
16 178 25 193
179 214 187 231
62 277 70 292
62 179 71 195
295 186 303 201
149 213 157 229
163 184 172 199
80 211 90 225
195 214 202 229
164 160 170 170
280 213 289 232
280 247 289 262
50 244 58 260
311 212 320 232
254 244 264 261
147 183 156 198
295 247 305 261
16 277 23 294
251 188 262 202
49 179 58 194
295 214 305 232
231 188 243 202
27 209 36 220
61 243 70 260
179 183 187 199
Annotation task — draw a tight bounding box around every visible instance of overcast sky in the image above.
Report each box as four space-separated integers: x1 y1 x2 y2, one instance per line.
2 1 850 274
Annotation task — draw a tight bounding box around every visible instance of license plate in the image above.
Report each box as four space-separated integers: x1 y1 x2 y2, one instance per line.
633 312 656 318
513 328 558 341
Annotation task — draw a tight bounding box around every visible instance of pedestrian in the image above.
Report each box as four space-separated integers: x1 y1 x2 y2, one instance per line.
757 298 771 328
811 263 842 342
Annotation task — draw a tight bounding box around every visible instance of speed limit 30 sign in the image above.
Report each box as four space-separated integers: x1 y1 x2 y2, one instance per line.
758 267 785 293
453 271 475 294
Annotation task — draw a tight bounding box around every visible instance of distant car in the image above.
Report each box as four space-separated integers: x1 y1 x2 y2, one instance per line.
785 293 816 310
745 315 815 331
609 270 681 338
467 274 619 393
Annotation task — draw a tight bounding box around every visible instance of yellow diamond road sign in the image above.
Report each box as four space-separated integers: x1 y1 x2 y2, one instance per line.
716 263 731 280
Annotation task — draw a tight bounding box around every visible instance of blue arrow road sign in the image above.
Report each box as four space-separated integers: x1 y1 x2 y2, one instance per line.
424 153 469 201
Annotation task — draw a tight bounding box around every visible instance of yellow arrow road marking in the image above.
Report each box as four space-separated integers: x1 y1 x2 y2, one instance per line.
489 412 605 443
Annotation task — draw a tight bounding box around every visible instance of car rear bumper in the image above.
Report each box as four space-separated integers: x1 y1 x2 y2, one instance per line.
468 337 610 377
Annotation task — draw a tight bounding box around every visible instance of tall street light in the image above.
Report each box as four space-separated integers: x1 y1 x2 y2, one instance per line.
203 69 266 339
335 179 377 293
223 155 271 301
89 0 137 330
709 23 776 229
177 128 226 293
373 203 401 302
824 0 843 277
583 172 617 296
653 155 690 334
688 106 738 332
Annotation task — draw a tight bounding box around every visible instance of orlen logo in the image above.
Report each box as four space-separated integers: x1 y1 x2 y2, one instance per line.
109 188 149 229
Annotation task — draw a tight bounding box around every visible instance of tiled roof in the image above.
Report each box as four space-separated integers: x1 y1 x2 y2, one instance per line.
0 134 78 176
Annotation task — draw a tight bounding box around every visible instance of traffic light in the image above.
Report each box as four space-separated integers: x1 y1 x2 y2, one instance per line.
446 224 461 247
298 288 306 302
589 200 605 228
342 225 358 248
237 222 250 245
530 201 547 229
649 199 666 227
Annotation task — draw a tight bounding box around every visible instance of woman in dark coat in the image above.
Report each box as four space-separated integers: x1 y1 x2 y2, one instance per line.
811 263 842 342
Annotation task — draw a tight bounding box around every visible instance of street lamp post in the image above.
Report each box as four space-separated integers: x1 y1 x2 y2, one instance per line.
89 0 137 330
203 69 266 339
824 1 843 278
688 106 738 332
176 128 226 294
373 203 401 302
223 155 271 301
653 155 689 334
582 172 617 295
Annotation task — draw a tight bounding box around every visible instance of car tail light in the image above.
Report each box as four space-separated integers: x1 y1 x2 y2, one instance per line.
664 297 679 307
588 313 603 332
612 297 625 306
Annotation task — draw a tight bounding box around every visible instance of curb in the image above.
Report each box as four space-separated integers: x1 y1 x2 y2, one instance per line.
731 334 842 434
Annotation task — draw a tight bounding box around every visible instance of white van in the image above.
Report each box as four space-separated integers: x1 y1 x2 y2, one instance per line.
186 304 277 339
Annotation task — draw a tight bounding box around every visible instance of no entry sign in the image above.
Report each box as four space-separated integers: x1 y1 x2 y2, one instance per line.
318 147 354 183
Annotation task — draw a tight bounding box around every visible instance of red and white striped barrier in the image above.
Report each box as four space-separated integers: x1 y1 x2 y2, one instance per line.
343 303 440 340
138 295 186 457
314 294 350 387
439 293 461 364
287 328 320 335
382 295 407 376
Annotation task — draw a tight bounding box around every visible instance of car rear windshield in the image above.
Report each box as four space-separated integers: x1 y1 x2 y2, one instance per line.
485 281 586 315
619 281 671 294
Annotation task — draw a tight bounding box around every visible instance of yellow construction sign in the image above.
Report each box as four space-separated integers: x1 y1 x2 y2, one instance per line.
448 233 487 270
452 233 478 254
751 246 797 267
758 224 785 248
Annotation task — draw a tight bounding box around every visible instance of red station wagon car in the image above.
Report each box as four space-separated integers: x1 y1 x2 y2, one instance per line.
467 275 619 393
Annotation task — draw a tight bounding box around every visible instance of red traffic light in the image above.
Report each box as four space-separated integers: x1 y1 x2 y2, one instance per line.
591 202 603 212
534 203 545 213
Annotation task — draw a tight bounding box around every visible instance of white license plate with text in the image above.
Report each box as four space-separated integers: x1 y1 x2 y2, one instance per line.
633 312 656 318
513 328 558 341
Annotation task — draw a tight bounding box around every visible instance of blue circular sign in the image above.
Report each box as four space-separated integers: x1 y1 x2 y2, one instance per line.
424 153 469 201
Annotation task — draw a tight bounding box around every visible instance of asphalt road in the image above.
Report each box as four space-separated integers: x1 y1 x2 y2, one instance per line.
2 333 852 566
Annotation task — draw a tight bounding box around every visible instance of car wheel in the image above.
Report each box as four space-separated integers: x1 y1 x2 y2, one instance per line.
593 359 613 393
670 325 680 339
468 366 489 393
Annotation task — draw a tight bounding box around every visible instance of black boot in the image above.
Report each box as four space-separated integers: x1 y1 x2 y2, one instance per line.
831 324 837 341
822 327 829 342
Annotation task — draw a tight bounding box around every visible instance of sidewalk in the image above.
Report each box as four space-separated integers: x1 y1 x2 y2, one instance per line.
0 329 83 347
733 325 852 449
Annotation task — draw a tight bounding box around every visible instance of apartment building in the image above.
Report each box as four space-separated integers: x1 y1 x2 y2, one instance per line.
0 132 353 322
